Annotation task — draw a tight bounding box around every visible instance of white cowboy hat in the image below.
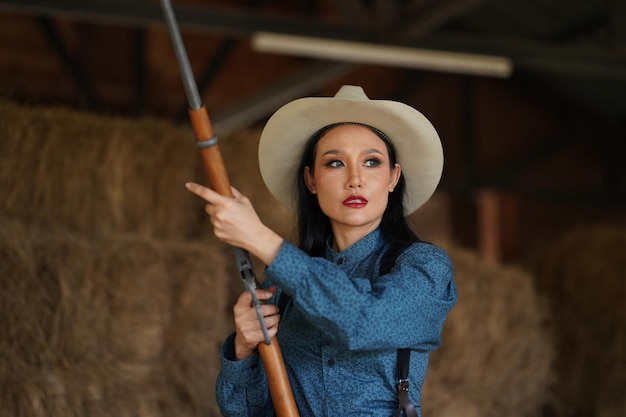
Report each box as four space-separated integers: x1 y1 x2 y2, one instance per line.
258 85 443 215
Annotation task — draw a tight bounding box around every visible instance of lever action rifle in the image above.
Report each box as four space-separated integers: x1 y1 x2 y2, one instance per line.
160 1 299 416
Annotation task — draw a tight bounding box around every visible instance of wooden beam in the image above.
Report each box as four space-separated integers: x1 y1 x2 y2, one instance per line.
477 189 500 263
36 17 103 111
610 0 626 46
422 32 626 80
2 0 624 80
211 62 354 135
0 0 376 41
334 0 370 27
131 28 146 116
395 0 489 40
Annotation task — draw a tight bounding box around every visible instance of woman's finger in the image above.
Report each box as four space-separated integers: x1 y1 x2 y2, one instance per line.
230 186 243 199
185 182 223 204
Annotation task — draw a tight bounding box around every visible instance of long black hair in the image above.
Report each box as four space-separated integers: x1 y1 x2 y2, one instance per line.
296 122 420 256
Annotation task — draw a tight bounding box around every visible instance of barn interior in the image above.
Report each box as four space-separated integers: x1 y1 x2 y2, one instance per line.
0 1 624 416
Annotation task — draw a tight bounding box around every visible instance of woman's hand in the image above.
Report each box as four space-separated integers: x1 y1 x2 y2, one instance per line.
233 286 280 360
185 182 283 265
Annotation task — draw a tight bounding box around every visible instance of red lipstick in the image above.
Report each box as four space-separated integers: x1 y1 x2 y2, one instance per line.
343 195 368 208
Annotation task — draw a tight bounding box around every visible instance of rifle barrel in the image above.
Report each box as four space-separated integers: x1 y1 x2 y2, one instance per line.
160 1 299 416
160 0 201 110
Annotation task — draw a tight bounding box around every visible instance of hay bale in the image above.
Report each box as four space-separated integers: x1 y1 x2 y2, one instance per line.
0 99 205 239
0 98 295 416
0 100 290 242
529 223 626 417
0 217 233 417
422 246 553 417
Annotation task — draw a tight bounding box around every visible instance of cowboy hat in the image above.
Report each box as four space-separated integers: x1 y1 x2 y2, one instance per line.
258 85 443 215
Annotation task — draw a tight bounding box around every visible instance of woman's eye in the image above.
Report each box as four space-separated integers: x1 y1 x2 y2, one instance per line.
325 160 344 168
364 158 381 167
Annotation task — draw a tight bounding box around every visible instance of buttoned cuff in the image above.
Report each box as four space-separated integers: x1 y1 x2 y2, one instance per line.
219 333 265 385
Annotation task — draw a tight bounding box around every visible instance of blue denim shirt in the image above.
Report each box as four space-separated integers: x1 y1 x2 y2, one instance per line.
216 228 457 417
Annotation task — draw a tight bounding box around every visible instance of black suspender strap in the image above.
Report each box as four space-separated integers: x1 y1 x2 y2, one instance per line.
381 243 418 417
395 347 417 417
276 288 291 313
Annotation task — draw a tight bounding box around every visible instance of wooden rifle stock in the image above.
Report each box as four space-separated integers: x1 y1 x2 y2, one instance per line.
159 1 299 414
188 107 299 417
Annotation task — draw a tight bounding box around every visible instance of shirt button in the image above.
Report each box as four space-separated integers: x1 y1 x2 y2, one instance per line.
327 358 335 367
337 258 344 265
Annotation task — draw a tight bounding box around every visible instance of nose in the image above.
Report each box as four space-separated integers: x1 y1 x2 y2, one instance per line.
345 166 363 190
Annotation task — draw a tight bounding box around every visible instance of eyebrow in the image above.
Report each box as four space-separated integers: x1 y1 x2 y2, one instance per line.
321 148 384 156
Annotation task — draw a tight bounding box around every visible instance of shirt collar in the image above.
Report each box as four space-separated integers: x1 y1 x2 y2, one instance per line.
324 228 386 267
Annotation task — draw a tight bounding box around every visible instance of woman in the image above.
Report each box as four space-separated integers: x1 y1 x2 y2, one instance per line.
186 85 457 416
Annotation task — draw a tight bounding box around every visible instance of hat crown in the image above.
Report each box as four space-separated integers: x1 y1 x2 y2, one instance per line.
334 85 369 100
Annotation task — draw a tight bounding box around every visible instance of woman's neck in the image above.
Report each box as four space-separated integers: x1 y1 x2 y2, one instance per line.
330 222 380 252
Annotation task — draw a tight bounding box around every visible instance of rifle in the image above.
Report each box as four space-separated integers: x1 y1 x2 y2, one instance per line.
159 1 299 416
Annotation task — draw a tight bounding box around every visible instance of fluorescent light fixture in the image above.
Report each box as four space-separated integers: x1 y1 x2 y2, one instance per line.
252 32 513 78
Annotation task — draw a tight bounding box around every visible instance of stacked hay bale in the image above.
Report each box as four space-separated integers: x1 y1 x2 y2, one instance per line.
0 100 203 239
0 97 292 309
0 217 232 416
0 99 291 417
0 100 292 242
529 224 626 417
0 99 554 416
422 246 553 417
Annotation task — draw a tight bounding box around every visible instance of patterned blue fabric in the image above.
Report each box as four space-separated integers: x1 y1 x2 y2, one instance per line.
216 228 457 417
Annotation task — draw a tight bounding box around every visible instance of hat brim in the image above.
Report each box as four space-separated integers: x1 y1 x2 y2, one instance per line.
258 91 443 215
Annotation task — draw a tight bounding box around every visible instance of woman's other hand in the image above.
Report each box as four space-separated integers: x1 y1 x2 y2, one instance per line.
233 286 280 360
